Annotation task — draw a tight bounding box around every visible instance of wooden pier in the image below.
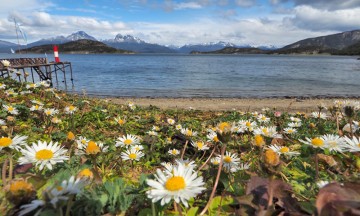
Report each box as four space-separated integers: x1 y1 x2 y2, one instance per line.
0 58 73 86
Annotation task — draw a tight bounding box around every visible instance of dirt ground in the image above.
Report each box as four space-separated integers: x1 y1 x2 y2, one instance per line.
105 97 345 113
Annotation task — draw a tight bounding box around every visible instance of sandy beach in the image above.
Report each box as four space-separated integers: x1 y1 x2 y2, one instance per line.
105 97 346 113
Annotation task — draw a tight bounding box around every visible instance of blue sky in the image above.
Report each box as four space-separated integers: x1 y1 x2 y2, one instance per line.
1 0 360 46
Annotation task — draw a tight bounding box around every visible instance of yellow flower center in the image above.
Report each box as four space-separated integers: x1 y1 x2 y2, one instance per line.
213 160 219 165
118 119 124 125
280 147 289 153
172 150 178 155
311 138 324 147
86 141 100 154
262 128 269 135
218 122 230 131
81 139 87 144
129 153 137 160
69 106 75 111
186 130 193 136
224 156 232 163
67 132 75 140
358 143 360 147
0 137 12 147
261 116 267 120
288 129 294 133
246 122 251 127
197 142 204 149
254 134 264 147
165 176 186 191
35 105 39 110
8 107 14 112
10 180 33 194
213 136 219 142
35 149 54 160
56 186 63 191
46 111 51 115
124 139 133 145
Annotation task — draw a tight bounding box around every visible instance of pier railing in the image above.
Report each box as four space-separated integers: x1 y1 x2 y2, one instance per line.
0 58 73 87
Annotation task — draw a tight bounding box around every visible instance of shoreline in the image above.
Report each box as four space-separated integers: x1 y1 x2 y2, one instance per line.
101 97 354 112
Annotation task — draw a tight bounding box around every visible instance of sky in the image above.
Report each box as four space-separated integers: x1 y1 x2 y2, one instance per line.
1 0 360 47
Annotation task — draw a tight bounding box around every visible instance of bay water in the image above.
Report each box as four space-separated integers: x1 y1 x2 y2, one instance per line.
1 53 359 98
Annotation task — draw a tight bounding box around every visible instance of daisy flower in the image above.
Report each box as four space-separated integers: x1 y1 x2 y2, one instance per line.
51 117 62 124
207 130 219 143
0 119 5 125
175 159 197 169
283 127 297 135
128 102 136 110
75 136 90 149
229 162 251 173
37 80 50 88
1 59 10 67
161 162 175 174
257 114 270 123
231 123 245 134
181 128 198 137
238 120 257 132
146 162 205 207
342 121 359 133
115 134 141 148
268 145 300 157
76 141 108 155
64 105 78 114
218 151 240 171
114 116 126 125
121 149 144 161
311 112 327 120
152 125 160 131
48 176 84 208
175 124 183 130
254 126 280 138
211 157 221 165
0 83 6 89
131 144 144 151
216 122 232 135
26 83 38 89
0 135 28 151
18 200 45 216
5 89 18 96
147 130 159 136
31 100 44 106
168 148 180 156
290 117 301 122
18 141 69 171
343 136 360 152
29 104 43 112
3 104 19 115
20 90 32 95
321 134 346 153
191 140 209 151
288 122 302 128
167 118 175 125
44 108 59 116
299 137 326 149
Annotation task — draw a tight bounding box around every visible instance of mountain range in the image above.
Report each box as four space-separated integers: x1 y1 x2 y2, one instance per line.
1 30 360 55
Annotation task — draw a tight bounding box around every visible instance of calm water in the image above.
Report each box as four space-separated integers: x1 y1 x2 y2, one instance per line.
1 53 360 98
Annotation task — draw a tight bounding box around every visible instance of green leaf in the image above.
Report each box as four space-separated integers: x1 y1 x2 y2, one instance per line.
186 207 199 216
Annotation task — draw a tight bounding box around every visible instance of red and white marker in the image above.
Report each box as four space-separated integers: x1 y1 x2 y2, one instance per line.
53 45 60 63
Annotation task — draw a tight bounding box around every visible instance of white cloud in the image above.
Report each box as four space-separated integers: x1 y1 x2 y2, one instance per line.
235 0 257 7
174 2 203 10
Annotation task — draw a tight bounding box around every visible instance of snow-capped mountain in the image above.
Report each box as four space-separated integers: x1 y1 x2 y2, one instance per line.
66 31 97 41
0 40 18 53
105 34 145 44
176 41 249 53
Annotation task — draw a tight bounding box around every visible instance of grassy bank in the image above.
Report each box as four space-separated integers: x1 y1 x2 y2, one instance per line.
0 77 359 215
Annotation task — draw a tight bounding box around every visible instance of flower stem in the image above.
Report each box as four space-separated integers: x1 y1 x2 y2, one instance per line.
180 140 189 160
198 146 216 171
2 159 8 186
8 152 13 181
200 144 227 215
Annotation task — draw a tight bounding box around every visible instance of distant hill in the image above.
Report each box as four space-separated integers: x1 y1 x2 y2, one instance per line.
177 42 241 53
190 47 268 54
333 41 360 55
272 30 360 55
20 39 134 54
0 40 18 53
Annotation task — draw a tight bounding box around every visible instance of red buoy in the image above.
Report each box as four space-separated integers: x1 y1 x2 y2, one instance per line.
53 45 60 63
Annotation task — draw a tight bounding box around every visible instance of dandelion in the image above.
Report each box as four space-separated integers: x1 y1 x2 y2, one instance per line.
343 136 360 152
77 140 108 155
167 118 175 125
168 148 180 156
264 149 280 166
311 112 327 120
268 144 300 157
3 104 19 115
64 105 78 114
0 135 28 151
121 149 144 161
18 141 69 171
252 134 265 147
44 108 59 117
77 168 94 180
115 134 141 148
146 162 205 207
191 140 209 151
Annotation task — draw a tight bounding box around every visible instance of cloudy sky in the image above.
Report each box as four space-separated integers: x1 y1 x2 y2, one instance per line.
1 0 360 47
